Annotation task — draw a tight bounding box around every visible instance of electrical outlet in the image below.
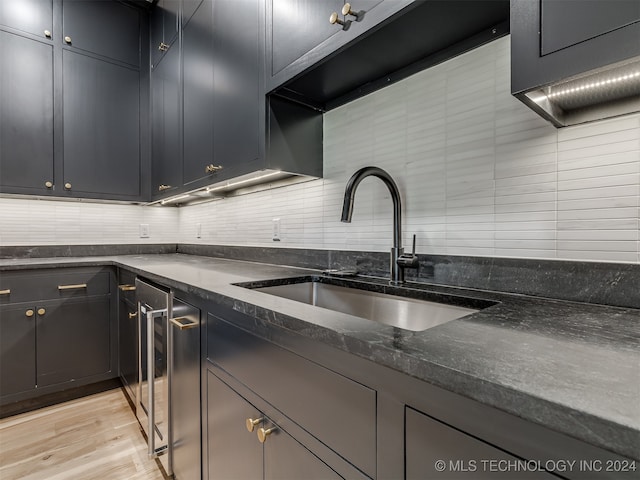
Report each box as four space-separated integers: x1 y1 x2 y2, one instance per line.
196 223 202 239
139 224 150 238
272 218 281 242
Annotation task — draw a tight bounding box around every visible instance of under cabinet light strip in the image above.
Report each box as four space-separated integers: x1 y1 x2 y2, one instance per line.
160 194 190 205
206 171 281 193
547 71 640 98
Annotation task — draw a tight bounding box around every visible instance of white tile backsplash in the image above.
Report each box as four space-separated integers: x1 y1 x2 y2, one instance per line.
1 37 639 263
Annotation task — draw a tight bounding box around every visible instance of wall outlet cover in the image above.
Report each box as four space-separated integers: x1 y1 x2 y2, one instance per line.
139 224 150 238
272 218 281 241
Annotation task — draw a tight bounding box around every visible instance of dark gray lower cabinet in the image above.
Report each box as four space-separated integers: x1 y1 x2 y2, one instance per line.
405 407 553 479
206 370 342 480
0 304 36 397
118 290 137 400
36 297 111 387
0 31 54 194
63 50 141 198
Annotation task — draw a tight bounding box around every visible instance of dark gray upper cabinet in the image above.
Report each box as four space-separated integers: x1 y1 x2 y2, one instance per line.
63 50 141 197
62 0 140 66
511 0 640 125
0 0 53 39
182 0 203 27
540 0 640 56
0 32 54 194
268 0 509 111
152 42 182 197
211 0 261 180
270 0 344 76
182 0 214 186
151 0 179 68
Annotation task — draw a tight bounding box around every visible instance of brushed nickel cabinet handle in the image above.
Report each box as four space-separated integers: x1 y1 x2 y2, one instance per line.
44 30 52 38
245 417 263 433
205 164 223 174
58 283 87 290
158 184 171 191
257 426 276 443
45 181 53 188
159 42 169 51
0 289 10 295
37 308 46 315
169 317 199 330
64 182 71 190
118 284 136 292
64 36 71 44
128 312 137 319
26 309 34 317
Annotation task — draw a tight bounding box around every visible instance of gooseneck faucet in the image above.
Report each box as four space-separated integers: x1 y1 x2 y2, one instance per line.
341 166 418 285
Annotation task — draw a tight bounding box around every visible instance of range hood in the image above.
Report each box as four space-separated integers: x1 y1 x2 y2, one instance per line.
520 56 640 127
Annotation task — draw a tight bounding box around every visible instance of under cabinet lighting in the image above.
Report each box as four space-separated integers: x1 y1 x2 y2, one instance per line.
160 194 190 205
206 171 282 193
523 56 640 127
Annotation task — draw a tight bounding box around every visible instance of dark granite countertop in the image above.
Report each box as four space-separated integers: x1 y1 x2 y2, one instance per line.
1 253 639 460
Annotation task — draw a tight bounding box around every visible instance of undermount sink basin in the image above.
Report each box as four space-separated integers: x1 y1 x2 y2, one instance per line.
242 278 494 332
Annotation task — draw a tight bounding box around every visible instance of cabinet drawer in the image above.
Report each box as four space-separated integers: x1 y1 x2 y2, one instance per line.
0 268 111 303
207 313 376 478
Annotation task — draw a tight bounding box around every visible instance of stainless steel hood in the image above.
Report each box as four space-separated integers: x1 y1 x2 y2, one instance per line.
520 56 640 127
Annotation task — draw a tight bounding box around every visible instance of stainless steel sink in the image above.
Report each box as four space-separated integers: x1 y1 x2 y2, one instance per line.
252 281 482 332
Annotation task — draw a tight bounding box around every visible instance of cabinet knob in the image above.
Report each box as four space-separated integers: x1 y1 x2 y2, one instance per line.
0 289 10 295
129 312 137 319
205 164 223 174
329 12 345 26
158 184 171 191
158 42 169 52
245 417 263 433
64 36 72 44
45 181 53 188
257 426 276 443
37 308 46 316
26 309 34 317
64 182 71 190
342 3 361 19
44 30 52 38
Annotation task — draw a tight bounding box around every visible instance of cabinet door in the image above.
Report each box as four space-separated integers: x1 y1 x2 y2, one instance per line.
118 297 137 401
0 304 36 397
206 371 263 480
182 0 214 185
63 50 141 198
150 4 166 69
270 0 343 76
0 0 53 39
151 43 182 196
265 425 344 480
37 297 111 387
405 407 553 479
212 0 261 179
0 32 54 194
541 0 640 55
61 0 140 67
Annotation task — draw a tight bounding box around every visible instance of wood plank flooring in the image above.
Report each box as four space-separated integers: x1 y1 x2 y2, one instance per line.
0 388 165 480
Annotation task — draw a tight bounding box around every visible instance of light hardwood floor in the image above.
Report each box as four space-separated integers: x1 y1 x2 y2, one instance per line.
0 388 165 480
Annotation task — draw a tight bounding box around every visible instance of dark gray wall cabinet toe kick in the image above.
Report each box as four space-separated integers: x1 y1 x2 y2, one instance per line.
0 267 117 411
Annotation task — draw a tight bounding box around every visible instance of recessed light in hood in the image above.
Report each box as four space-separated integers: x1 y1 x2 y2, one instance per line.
522 56 640 127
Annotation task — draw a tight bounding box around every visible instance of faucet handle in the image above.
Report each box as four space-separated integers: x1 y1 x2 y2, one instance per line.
397 234 419 269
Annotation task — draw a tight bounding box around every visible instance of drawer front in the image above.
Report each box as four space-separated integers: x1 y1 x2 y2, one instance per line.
207 312 376 478
0 268 111 303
